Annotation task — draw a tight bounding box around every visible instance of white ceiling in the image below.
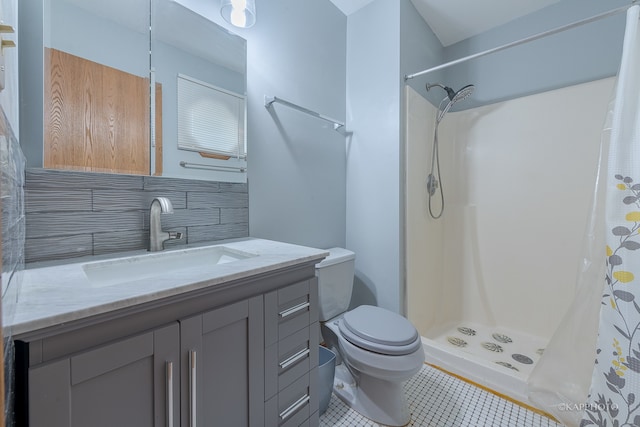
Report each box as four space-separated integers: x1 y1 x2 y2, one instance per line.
329 0 563 46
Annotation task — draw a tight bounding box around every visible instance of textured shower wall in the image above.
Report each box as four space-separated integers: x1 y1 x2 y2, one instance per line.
405 86 447 335
406 77 616 339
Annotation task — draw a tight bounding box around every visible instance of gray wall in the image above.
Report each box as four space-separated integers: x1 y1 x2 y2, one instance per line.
345 0 403 313
442 0 629 110
178 0 348 250
400 0 445 107
246 0 347 250
343 0 444 314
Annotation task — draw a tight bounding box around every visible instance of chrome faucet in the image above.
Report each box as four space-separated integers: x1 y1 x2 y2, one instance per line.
149 197 183 252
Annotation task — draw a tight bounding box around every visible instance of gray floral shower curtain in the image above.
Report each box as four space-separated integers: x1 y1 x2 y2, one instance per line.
581 5 640 427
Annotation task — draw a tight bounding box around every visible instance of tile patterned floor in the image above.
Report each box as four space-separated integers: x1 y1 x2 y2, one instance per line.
319 364 560 427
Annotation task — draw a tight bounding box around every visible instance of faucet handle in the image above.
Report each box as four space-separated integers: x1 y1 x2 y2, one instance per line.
168 231 183 240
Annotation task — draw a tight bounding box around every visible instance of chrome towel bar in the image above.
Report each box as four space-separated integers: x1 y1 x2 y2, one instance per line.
264 95 346 132
179 161 246 173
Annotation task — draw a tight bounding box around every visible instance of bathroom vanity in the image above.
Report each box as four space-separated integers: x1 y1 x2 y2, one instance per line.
10 238 326 427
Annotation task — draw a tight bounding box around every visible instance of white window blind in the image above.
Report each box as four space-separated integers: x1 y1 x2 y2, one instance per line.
177 74 246 158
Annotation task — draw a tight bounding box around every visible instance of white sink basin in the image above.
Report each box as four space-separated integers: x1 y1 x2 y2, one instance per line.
82 245 257 287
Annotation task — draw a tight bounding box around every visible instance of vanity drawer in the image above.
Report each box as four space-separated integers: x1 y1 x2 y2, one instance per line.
265 323 319 400
265 278 318 346
265 367 318 427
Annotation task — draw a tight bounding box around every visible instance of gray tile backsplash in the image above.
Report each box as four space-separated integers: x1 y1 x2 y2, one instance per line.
25 169 249 263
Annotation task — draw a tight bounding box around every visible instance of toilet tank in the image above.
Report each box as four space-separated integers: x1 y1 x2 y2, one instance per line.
315 247 356 321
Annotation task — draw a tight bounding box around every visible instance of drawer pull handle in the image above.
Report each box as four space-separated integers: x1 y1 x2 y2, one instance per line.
166 361 174 427
279 394 310 421
279 348 310 370
279 301 310 318
189 350 197 427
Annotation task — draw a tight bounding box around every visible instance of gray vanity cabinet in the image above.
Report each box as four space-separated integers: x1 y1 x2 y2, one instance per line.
27 323 180 427
15 255 323 427
179 296 264 427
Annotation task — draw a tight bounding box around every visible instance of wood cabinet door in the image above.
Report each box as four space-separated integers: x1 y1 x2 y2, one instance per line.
44 48 154 175
180 296 264 427
28 323 179 427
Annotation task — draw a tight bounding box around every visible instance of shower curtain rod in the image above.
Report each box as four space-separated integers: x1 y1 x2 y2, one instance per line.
405 3 635 81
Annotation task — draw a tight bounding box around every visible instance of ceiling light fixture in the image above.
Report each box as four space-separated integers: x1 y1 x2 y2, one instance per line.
221 0 256 28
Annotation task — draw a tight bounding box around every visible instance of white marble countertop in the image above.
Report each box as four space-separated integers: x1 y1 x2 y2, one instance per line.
6 238 328 337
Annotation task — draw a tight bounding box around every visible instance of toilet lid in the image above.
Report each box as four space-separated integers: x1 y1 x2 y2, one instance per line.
339 305 421 356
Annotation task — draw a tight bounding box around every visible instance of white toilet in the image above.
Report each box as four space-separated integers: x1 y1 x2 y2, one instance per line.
316 248 425 426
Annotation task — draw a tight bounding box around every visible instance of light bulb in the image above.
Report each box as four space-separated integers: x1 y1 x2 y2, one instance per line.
231 0 246 9
230 8 246 28
221 0 256 28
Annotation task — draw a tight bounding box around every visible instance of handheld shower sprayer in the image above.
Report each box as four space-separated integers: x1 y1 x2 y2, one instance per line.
424 82 475 219
426 83 475 121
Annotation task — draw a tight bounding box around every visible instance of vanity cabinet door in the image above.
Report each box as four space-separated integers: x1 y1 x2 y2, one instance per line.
180 296 265 427
28 322 180 427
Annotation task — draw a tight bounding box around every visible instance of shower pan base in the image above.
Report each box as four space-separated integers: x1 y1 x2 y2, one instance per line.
422 322 548 411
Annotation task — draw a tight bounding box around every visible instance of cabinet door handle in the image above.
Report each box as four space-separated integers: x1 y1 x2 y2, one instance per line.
279 348 310 370
166 361 174 427
279 394 310 421
189 350 197 427
279 301 310 318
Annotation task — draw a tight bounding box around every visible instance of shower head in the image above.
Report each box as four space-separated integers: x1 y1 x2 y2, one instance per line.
451 84 475 103
426 83 475 104
427 82 475 122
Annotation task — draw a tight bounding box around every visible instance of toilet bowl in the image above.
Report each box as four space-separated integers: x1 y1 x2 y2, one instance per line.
316 249 425 426
322 306 424 426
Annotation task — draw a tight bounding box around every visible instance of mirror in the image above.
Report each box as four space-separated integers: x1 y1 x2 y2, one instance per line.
41 0 151 175
28 0 247 182
152 0 247 182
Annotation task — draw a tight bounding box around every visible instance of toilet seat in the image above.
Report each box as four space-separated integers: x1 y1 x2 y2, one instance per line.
339 305 422 356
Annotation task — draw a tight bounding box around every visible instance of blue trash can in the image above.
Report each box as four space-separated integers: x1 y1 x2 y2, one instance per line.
318 346 336 415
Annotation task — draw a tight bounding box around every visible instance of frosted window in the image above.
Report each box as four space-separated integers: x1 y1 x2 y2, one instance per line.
177 74 246 158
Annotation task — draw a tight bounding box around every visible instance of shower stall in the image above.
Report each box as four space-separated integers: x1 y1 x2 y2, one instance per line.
403 76 616 410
